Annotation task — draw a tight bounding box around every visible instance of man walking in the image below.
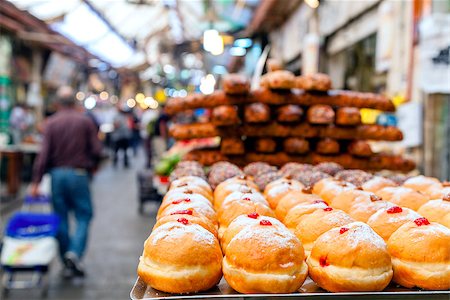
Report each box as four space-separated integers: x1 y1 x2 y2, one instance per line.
31 86 102 278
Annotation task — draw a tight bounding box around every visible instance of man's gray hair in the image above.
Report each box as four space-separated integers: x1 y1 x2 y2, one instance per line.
56 86 76 107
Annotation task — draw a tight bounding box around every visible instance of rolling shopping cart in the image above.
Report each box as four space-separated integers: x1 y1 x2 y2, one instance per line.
1 195 59 298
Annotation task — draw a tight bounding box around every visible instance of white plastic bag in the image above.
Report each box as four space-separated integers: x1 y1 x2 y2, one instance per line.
1 236 57 266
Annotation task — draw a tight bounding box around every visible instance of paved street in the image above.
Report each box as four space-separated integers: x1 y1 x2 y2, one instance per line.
2 152 158 299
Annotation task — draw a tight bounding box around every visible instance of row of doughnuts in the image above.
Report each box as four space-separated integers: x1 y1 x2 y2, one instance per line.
211 103 361 126
213 174 309 293
220 137 373 156
137 170 223 294
184 149 415 172
169 122 403 141
215 164 392 292
227 161 450 291
311 176 450 290
165 78 395 116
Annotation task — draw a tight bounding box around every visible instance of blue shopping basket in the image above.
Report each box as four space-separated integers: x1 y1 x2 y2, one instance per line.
1 195 60 298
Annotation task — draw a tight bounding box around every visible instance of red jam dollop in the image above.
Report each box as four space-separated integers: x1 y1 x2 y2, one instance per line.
314 200 329 206
242 197 251 201
170 209 193 216
339 227 349 234
177 218 189 225
414 217 430 226
387 206 402 214
259 220 272 226
247 212 259 219
172 198 191 204
319 257 329 267
323 207 333 212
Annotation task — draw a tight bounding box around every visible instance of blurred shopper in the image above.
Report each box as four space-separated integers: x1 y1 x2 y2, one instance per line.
128 110 141 156
31 86 102 278
140 108 159 168
111 106 132 168
9 103 34 144
153 107 170 158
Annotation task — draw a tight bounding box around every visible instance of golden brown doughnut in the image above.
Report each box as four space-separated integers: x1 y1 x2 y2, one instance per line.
260 70 296 90
154 213 218 238
159 192 212 215
223 219 308 293
164 186 213 203
307 222 393 292
158 199 218 225
137 221 222 293
347 200 395 223
366 206 422 241
313 178 356 204
213 176 258 210
222 74 250 95
263 177 304 209
417 199 450 228
292 207 355 255
387 218 450 290
361 176 398 193
170 176 212 197
275 188 323 221
283 201 329 231
220 214 284 254
330 189 377 212
376 186 429 211
403 175 443 199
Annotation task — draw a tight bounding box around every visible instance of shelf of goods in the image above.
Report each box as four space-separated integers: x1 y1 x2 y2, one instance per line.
132 160 450 300
164 72 414 172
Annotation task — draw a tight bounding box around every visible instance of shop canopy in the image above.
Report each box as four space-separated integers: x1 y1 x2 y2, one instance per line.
8 0 258 69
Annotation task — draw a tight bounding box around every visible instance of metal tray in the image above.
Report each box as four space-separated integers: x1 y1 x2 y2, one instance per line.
130 277 450 300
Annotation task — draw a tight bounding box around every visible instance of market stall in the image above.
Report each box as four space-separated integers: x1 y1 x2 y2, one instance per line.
132 71 450 299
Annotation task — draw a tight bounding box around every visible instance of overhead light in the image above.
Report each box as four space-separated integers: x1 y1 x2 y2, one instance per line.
199 74 216 95
178 89 187 97
203 29 224 55
110 95 119 104
305 0 319 8
99 91 109 100
234 38 252 48
76 91 85 101
135 93 145 103
84 96 96 110
230 47 246 57
163 64 175 74
127 98 136 108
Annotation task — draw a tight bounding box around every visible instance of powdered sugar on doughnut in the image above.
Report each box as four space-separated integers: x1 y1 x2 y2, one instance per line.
150 222 216 245
222 191 268 206
231 222 295 249
344 222 387 250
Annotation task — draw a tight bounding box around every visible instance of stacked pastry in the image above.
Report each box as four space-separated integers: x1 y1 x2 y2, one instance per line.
313 173 450 291
213 171 309 293
138 161 450 294
166 71 415 172
137 162 223 294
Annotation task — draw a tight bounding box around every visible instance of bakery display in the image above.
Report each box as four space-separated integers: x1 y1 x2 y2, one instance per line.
166 71 415 171
307 222 393 292
137 160 450 296
387 218 450 290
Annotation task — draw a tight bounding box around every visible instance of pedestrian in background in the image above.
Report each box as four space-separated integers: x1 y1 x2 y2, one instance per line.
111 106 132 168
31 86 102 278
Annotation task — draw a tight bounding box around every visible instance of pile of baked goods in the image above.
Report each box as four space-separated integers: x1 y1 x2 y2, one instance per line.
166 71 415 171
137 161 450 294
